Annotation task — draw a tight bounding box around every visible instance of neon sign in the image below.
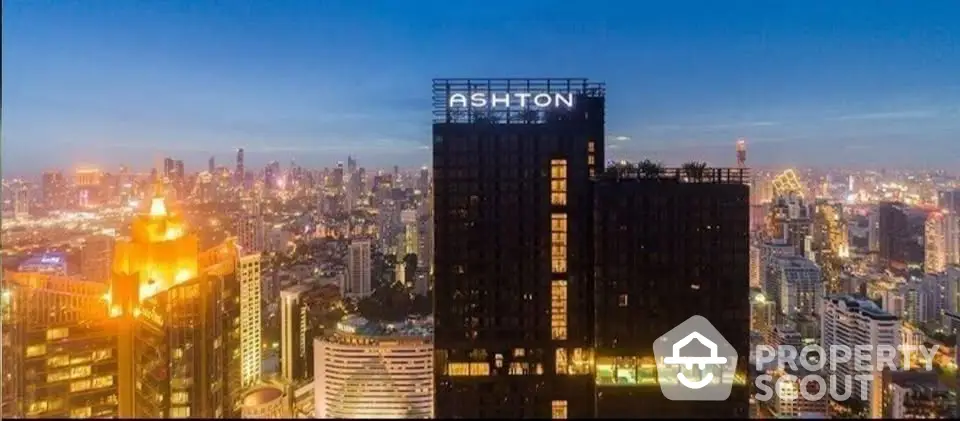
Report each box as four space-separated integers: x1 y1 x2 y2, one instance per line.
448 92 575 109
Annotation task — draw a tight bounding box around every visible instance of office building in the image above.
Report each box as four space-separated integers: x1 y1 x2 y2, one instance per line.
821 296 900 418
878 202 910 269
593 164 750 418
82 234 115 283
235 207 265 255
314 316 433 418
926 212 948 274
1 271 118 418
768 255 823 318
110 190 243 417
433 78 604 418
939 189 960 266
280 284 312 384
345 241 371 298
882 371 953 418
238 253 263 387
236 148 245 186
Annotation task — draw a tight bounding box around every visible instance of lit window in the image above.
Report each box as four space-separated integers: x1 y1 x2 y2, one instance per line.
588 155 595 166
46 328 68 341
556 348 568 375
618 294 629 307
71 407 92 418
447 363 470 376
70 365 92 379
170 407 191 418
551 280 568 340
513 348 525 357
46 355 70 368
26 345 47 358
92 375 114 389
495 353 504 368
587 141 595 153
552 400 568 419
469 362 490 376
70 380 92 393
509 362 528 375
46 370 70 383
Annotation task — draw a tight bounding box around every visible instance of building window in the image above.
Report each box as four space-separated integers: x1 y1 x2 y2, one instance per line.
551 214 568 274
551 160 567 205
551 280 568 340
46 328 68 341
447 363 470 376
556 348 568 375
552 400 568 419
618 294 629 307
588 141 595 153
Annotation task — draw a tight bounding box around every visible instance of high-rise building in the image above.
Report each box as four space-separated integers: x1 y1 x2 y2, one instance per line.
41 171 67 208
433 78 604 418
208 156 216 173
238 253 263 388
14 186 29 219
821 296 900 418
280 284 311 384
766 192 812 255
345 241 371 298
593 164 750 418
313 316 433 418
768 255 823 318
81 234 115 283
110 190 242 417
938 189 960 266
236 148 245 186
925 212 948 274
235 208 265 255
878 202 910 269
1 271 119 418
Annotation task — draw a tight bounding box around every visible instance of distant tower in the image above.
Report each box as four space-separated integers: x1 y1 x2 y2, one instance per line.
236 148 245 185
208 156 216 173
736 138 747 168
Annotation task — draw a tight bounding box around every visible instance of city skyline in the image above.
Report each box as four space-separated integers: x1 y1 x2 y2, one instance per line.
4 0 960 175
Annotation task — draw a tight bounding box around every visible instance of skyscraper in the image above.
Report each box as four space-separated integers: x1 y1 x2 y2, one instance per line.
81 234 115 283
346 241 372 298
280 285 311 384
208 156 216 173
110 190 242 417
593 164 750 417
821 296 900 418
1 271 119 418
938 189 960 266
926 212 947 274
238 253 263 388
236 148 245 186
235 207 265 255
878 202 909 269
433 78 604 418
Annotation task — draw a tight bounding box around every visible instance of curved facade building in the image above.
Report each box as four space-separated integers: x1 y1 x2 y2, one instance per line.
314 316 433 419
240 385 286 419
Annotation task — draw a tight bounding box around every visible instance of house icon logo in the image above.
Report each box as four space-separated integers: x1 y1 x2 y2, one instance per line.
652 315 738 401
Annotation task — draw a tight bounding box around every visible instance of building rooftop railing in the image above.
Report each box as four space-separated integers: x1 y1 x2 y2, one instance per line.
598 165 751 185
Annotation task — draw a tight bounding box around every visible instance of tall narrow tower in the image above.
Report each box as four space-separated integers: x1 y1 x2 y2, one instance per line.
736 138 747 168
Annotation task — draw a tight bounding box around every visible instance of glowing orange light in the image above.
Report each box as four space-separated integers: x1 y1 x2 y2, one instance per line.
149 197 168 217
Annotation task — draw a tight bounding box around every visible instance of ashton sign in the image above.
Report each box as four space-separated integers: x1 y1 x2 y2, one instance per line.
448 92 575 109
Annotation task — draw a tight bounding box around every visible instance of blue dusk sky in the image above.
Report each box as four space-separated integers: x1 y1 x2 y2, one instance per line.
2 0 959 176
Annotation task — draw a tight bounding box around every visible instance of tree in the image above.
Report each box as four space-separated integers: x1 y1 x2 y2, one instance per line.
682 161 708 181
637 159 665 179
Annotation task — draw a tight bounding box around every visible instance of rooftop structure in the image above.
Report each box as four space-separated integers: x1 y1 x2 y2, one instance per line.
334 315 433 339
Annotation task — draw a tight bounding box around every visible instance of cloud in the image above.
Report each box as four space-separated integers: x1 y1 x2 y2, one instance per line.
830 110 937 121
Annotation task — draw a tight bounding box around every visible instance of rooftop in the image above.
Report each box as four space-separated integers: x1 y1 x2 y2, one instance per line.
335 314 433 338
829 295 898 321
597 164 750 185
242 385 284 407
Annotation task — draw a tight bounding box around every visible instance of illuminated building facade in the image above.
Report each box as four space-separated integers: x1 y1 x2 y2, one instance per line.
937 189 960 266
925 212 947 274
433 78 604 418
346 241 372 298
41 171 68 209
240 385 287 418
821 296 900 418
280 284 311 384
593 165 750 418
110 192 242 418
239 253 263 387
813 201 848 294
1 271 119 418
314 316 433 419
235 207 265 255
82 234 116 283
